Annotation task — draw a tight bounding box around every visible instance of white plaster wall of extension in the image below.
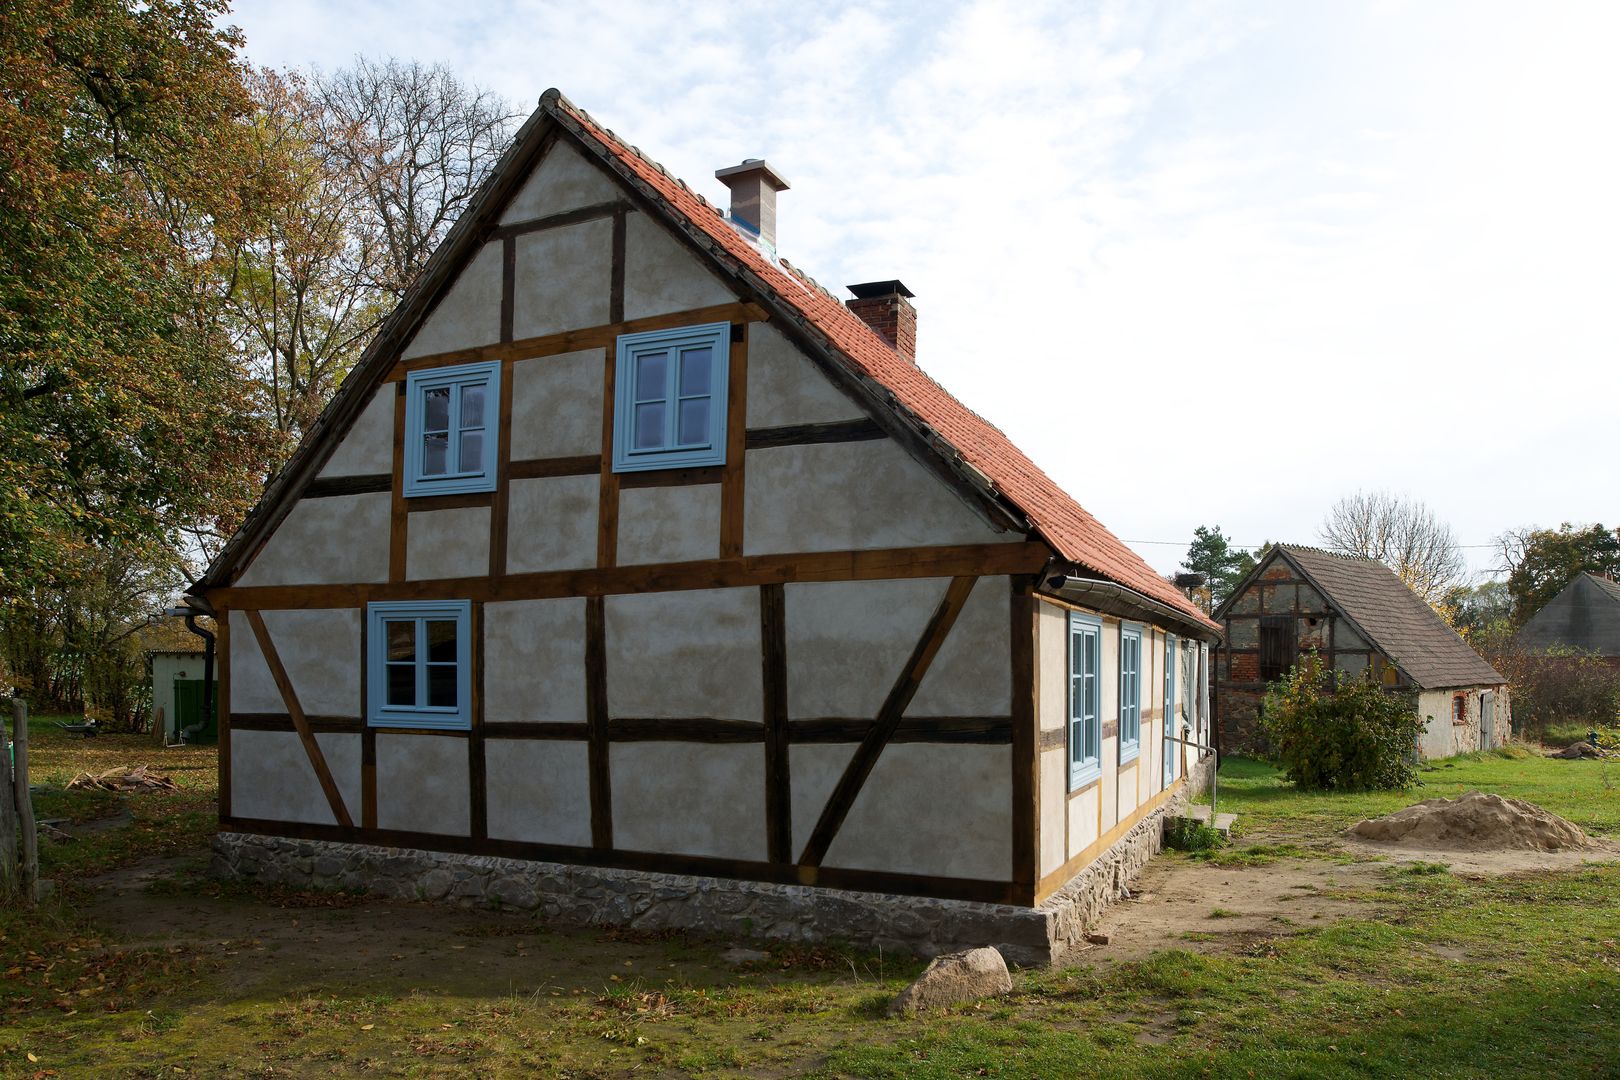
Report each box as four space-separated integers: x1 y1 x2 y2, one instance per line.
376 734 470 836
402 241 503 359
237 493 391 587
484 598 587 725
908 577 1011 718
1068 782 1100 857
784 578 943 719
621 210 735 320
505 475 598 573
605 588 761 721
407 506 491 581
788 743 855 857
1417 688 1491 759
1039 747 1067 876
610 743 765 861
822 743 1011 881
513 219 612 338
319 390 395 478
501 139 618 225
1100 735 1119 832
509 350 605 460
484 740 591 847
743 439 1007 556
744 323 866 428
616 484 720 565
229 609 361 718
231 730 361 826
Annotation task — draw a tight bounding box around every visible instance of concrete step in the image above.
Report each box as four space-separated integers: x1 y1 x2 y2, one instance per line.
1179 804 1237 836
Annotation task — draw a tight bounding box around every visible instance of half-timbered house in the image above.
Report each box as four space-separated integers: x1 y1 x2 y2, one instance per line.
189 90 1221 964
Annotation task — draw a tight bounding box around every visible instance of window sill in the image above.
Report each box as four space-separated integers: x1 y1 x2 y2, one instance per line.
1069 766 1102 795
368 713 471 732
402 475 496 499
1119 743 1141 766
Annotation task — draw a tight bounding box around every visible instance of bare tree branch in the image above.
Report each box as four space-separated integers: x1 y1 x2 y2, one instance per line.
1318 490 1467 604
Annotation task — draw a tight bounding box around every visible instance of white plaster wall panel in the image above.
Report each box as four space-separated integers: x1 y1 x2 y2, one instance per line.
406 506 491 581
622 210 734 320
1036 603 1068 733
505 475 598 573
512 219 612 338
823 744 1011 881
231 730 360 826
611 743 765 860
319 390 395 477
615 484 720 565
484 740 591 846
1039 747 1067 877
744 323 866 428
785 578 943 719
402 241 503 359
1100 617 1120 734
789 743 857 857
605 588 762 720
1100 736 1118 832
228 609 360 718
743 440 1006 556
1067 784 1100 858
377 734 470 835
484 598 587 725
509 349 605 460
501 140 619 224
237 493 390 587
908 576 1010 717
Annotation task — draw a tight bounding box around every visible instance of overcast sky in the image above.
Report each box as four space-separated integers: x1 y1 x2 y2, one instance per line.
229 0 1619 582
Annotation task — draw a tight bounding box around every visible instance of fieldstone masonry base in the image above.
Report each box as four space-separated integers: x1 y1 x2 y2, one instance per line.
211 756 1214 967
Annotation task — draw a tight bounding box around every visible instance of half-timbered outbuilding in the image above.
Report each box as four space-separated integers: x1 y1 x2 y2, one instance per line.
1214 545 1508 759
189 90 1221 964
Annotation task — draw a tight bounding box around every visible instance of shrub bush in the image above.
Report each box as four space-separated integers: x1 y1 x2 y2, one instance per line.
1262 661 1426 791
1163 817 1225 853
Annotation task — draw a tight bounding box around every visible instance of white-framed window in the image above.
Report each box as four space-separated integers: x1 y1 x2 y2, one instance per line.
1119 623 1142 762
1069 612 1102 789
403 362 500 497
366 600 472 730
611 322 730 472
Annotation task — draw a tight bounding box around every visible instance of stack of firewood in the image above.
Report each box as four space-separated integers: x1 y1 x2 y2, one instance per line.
66 765 180 793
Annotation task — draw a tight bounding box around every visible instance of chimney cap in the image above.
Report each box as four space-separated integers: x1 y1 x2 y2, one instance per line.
715 158 791 191
847 279 915 300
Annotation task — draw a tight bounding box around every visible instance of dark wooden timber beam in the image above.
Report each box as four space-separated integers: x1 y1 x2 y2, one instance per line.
744 418 886 451
760 584 790 862
243 611 354 828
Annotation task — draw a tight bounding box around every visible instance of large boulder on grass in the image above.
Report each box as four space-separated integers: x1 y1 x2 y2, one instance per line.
888 947 1012 1015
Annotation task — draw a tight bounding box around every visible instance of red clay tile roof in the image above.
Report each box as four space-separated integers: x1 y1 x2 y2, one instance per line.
551 94 1217 632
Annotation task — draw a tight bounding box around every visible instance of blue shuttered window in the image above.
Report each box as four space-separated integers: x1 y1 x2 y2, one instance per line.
1119 623 1142 762
1069 613 1102 789
366 600 472 730
403 362 501 497
612 322 730 472
1163 633 1178 787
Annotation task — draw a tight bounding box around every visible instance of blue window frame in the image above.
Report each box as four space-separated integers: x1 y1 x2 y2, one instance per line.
366 600 472 730
404 362 500 497
1164 633 1178 788
1069 613 1102 790
611 322 730 473
1119 623 1142 762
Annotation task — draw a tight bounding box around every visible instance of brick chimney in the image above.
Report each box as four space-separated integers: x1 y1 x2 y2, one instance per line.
846 280 917 362
715 159 790 251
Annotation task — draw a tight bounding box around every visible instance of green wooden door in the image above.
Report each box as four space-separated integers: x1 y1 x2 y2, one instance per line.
173 679 218 744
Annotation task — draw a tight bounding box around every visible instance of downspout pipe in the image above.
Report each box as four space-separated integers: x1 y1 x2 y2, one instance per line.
166 604 214 744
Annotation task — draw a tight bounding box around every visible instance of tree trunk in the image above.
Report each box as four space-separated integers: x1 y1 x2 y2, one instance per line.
0 708 16 901
12 698 37 903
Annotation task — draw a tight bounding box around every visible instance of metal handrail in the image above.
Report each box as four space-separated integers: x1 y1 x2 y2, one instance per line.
1164 731 1220 825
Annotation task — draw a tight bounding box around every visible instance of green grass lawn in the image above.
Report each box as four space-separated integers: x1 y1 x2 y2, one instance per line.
2 726 1618 1077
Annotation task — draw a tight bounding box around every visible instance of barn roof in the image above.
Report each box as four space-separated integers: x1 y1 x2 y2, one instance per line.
193 90 1217 634
1262 546 1503 690
1517 572 1620 656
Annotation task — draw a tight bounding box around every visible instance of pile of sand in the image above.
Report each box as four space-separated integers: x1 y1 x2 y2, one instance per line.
1347 791 1589 852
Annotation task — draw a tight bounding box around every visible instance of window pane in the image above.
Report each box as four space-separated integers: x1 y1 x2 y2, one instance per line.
422 432 448 475
385 621 415 662
386 663 415 706
677 398 710 446
458 429 484 473
424 386 450 431
426 620 457 663
679 347 711 396
635 352 667 399
427 663 457 707
459 382 486 428
633 402 665 450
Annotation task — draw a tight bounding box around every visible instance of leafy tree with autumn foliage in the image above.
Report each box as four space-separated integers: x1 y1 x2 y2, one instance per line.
1495 522 1620 624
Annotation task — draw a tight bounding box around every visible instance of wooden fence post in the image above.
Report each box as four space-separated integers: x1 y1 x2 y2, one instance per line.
0 703 16 901
12 698 37 904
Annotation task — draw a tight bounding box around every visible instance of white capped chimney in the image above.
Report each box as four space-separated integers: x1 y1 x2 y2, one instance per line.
716 159 790 251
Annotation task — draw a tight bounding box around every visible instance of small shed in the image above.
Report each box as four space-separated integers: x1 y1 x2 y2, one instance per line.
149 649 217 744
1516 572 1620 662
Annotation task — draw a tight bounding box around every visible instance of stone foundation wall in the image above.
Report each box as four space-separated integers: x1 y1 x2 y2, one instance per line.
211 765 1215 969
